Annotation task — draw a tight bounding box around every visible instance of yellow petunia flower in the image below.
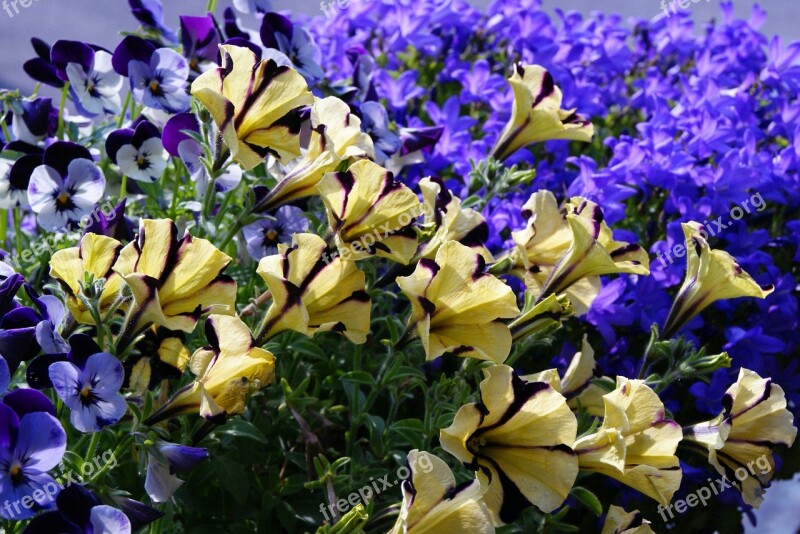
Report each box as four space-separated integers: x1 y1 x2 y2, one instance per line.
113 219 237 336
684 368 797 507
255 96 374 212
146 314 275 423
414 176 492 262
390 450 494 534
397 240 519 363
573 377 683 506
191 45 314 170
491 64 593 161
537 197 649 305
601 506 654 534
440 365 579 525
49 233 126 324
256 233 371 344
661 222 773 339
318 159 422 265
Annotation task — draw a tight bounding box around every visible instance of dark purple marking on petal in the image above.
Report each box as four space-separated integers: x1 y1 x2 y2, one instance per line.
112 35 157 76
105 128 135 164
43 141 93 177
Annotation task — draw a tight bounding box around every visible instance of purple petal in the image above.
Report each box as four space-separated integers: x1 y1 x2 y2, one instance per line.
15 412 67 472
180 15 220 65
50 40 94 81
83 353 125 392
27 165 62 213
65 159 105 204
111 35 156 77
48 361 82 410
0 356 8 393
157 442 209 472
90 505 132 534
132 120 160 147
43 141 93 177
105 128 135 164
3 389 56 418
162 112 200 157
260 12 293 50
0 403 19 449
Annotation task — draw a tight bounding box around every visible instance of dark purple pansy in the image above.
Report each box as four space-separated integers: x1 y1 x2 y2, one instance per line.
24 485 136 534
0 281 59 374
259 13 323 82
180 15 221 73
26 333 97 390
161 112 200 158
398 125 444 157
50 40 96 82
10 98 58 145
82 199 136 242
144 440 209 502
51 41 122 117
0 146 43 209
223 7 250 40
0 403 66 520
22 38 63 88
360 101 401 162
128 0 177 43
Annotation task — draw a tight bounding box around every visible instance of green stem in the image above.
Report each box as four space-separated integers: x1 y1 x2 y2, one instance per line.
0 115 11 143
217 218 244 250
117 91 132 128
89 434 133 484
205 0 218 12
84 432 101 471
57 83 70 140
12 208 23 259
0 209 7 249
120 174 128 200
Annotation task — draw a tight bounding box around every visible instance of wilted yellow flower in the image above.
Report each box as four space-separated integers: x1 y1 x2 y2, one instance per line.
684 368 797 507
397 240 519 363
113 219 237 335
573 377 682 506
49 233 126 324
191 44 314 170
318 159 422 265
492 64 593 161
440 365 578 525
390 450 494 534
256 233 371 344
601 506 654 534
661 222 773 339
537 197 649 305
146 315 275 423
256 96 374 212
414 176 492 262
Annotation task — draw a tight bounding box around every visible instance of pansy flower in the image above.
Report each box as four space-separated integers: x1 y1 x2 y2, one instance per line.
144 441 208 503
191 44 314 170
573 378 683 507
385 125 444 174
49 233 126 325
146 315 275 423
25 484 137 533
51 40 122 117
232 0 272 15
684 368 797 507
243 205 309 260
397 241 519 363
49 351 127 433
256 96 374 212
128 48 190 113
2 144 46 210
260 13 324 83
318 159 422 264
390 450 494 534
661 222 774 339
440 365 579 525
112 219 237 335
415 177 491 262
0 401 66 520
27 142 106 231
491 64 594 160
82 199 135 242
9 97 58 146
601 506 654 534
128 0 177 43
256 233 371 344
180 15 221 74
106 120 167 183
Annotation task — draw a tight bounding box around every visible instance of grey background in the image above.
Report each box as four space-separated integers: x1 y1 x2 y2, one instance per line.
1 1 798 532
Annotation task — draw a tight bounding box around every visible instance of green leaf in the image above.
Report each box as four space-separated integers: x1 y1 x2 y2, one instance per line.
216 419 268 443
570 486 602 516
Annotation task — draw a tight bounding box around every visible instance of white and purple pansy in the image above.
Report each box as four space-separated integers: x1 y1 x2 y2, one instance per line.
26 142 106 231
0 144 45 209
242 205 309 260
106 120 167 183
180 14 221 74
10 97 58 146
22 37 65 88
232 0 273 14
48 351 127 434
144 441 208 503
0 390 67 520
51 40 123 117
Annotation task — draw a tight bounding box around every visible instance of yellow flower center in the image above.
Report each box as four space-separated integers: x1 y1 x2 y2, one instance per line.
56 193 70 205
9 464 21 477
80 385 92 398
266 229 279 241
149 80 160 93
137 154 147 167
